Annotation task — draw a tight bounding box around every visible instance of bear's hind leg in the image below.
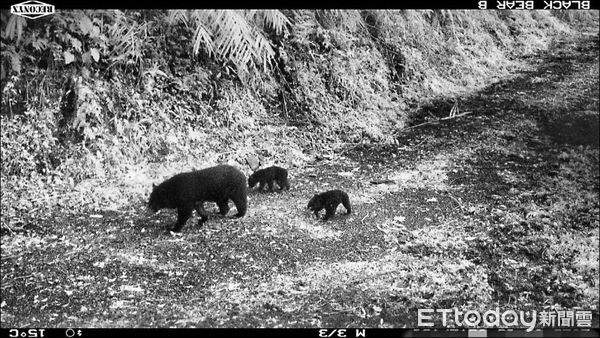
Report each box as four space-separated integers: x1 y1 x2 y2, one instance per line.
217 199 230 215
230 193 247 217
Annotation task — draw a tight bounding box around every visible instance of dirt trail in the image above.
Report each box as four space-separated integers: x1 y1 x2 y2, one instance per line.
1 32 598 328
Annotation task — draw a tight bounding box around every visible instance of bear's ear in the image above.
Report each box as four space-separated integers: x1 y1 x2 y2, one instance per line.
152 183 157 189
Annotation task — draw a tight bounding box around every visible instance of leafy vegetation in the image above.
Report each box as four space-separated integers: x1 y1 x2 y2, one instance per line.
0 10 598 328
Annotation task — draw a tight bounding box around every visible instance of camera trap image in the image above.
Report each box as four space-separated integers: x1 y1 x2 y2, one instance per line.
1 10 598 329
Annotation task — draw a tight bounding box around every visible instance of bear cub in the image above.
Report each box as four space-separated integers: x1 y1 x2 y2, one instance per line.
148 165 247 232
248 166 290 192
307 189 352 220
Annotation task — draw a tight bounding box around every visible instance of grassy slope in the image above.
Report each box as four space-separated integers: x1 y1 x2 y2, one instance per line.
0 11 583 229
1 30 598 327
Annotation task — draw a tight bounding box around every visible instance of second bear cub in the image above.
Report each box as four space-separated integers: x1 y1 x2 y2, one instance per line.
307 189 352 220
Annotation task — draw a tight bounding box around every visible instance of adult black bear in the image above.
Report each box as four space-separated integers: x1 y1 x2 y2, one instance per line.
248 166 290 192
307 189 352 220
148 165 247 232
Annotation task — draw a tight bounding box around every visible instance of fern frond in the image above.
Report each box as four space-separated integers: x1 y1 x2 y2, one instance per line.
250 9 291 35
165 10 188 26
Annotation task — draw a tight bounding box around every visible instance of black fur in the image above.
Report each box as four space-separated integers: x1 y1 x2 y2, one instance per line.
248 166 290 192
148 165 247 232
307 189 352 220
